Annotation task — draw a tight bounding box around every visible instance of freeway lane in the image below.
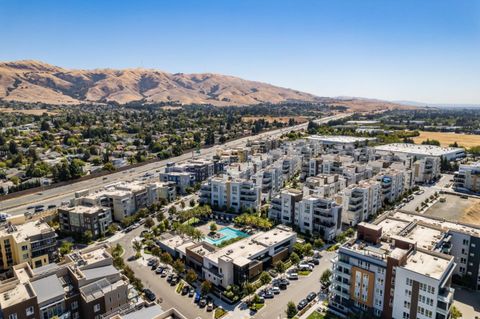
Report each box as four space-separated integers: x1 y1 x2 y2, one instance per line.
0 113 350 216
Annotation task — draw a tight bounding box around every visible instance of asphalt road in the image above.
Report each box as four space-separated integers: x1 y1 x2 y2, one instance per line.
402 174 453 212
0 113 350 216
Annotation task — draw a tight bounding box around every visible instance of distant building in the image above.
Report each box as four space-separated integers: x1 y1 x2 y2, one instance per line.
269 188 303 225
296 196 342 240
341 180 381 226
374 143 465 161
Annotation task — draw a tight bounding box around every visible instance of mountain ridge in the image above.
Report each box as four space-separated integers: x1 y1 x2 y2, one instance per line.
0 60 412 111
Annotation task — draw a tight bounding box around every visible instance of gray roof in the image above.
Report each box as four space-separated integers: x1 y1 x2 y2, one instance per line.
82 265 118 281
122 305 164 319
31 274 64 305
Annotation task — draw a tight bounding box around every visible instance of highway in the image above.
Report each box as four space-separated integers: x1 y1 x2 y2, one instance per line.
0 113 350 216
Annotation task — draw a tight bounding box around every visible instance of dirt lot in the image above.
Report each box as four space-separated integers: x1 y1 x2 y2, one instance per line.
241 116 310 124
0 108 58 115
424 194 480 225
413 131 480 148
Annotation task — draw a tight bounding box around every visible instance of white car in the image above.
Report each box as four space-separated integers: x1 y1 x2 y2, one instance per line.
287 272 298 280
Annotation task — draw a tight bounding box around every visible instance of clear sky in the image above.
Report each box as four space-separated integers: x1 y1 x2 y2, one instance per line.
1 0 479 104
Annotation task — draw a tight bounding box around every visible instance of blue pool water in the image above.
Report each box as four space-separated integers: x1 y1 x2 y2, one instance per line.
204 227 249 246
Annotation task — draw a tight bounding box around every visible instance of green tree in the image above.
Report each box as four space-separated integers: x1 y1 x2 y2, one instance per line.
173 259 185 274
286 301 298 318
209 222 218 233
275 261 286 274
259 271 272 286
59 241 73 256
314 238 325 248
201 280 213 295
290 252 300 265
160 252 173 264
83 230 93 243
144 217 155 229
132 240 143 255
186 269 198 284
320 269 332 287
450 305 462 319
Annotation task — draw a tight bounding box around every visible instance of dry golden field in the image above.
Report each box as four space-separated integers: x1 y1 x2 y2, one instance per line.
413 131 480 148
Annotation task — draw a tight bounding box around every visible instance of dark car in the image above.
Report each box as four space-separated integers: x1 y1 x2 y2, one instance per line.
127 255 136 261
182 286 190 295
47 204 57 209
194 292 201 303
155 267 164 274
312 258 320 265
143 288 156 302
199 298 207 308
263 289 274 299
147 259 157 267
170 276 179 286
297 299 308 310
307 292 317 302
167 274 173 282
188 287 195 297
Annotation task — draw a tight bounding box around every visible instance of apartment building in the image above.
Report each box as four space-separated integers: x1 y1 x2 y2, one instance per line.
303 174 347 199
268 188 303 225
185 225 296 288
58 205 112 239
413 157 441 184
164 159 214 184
199 176 261 213
215 147 249 163
251 163 283 201
159 171 192 194
0 244 131 319
341 180 381 226
0 220 57 271
330 223 456 319
376 211 480 291
76 188 136 222
342 164 373 185
296 196 342 240
308 135 376 151
376 168 408 204
454 162 480 193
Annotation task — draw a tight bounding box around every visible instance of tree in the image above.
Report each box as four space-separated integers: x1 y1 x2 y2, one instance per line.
107 224 119 235
168 206 177 215
151 246 161 257
180 201 185 209
144 217 155 229
209 222 218 233
186 269 198 284
83 230 93 243
314 238 325 248
243 282 256 303
132 240 142 255
103 162 116 171
275 261 286 274
201 280 213 295
286 301 297 318
173 259 185 274
189 199 196 207
160 252 173 265
59 241 73 256
259 271 272 286
320 269 332 287
450 305 462 319
290 252 300 265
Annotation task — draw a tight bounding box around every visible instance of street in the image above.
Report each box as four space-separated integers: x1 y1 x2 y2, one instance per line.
402 174 453 213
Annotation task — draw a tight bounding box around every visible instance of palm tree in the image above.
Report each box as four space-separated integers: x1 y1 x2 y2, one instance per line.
132 240 142 255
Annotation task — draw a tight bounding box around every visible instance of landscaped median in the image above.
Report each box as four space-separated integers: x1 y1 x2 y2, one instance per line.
214 307 227 319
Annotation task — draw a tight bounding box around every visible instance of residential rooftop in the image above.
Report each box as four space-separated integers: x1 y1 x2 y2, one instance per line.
0 220 55 242
403 250 452 280
308 135 376 144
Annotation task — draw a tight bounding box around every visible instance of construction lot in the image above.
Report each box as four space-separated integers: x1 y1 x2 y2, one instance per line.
424 194 480 224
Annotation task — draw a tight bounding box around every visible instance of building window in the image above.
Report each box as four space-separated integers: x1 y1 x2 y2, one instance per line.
26 306 34 316
73 313 79 319
94 304 101 313
71 301 78 310
8 314 17 319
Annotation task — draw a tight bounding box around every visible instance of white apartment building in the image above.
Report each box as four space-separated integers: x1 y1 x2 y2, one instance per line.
268 188 303 225
295 196 342 240
413 157 441 184
341 180 381 226
376 168 408 204
199 176 261 213
303 174 346 199
454 162 480 193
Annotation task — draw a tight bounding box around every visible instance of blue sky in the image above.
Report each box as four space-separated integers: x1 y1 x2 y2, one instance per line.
1 0 479 104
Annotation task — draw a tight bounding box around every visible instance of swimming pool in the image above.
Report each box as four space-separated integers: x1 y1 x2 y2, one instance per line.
204 227 249 246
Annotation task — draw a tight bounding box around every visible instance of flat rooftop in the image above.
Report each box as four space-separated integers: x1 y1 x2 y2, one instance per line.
376 218 410 237
61 205 105 215
308 135 376 144
392 211 480 237
343 240 408 262
404 224 444 251
374 143 464 156
0 220 54 242
403 250 451 280
0 283 35 309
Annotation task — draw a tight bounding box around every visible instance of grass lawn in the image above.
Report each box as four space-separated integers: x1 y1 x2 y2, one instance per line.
307 312 325 319
183 217 200 225
249 303 265 311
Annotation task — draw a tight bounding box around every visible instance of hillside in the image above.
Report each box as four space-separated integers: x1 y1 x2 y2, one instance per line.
0 60 410 111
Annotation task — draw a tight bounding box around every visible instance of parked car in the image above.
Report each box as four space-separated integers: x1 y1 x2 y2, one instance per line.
170 276 179 286
147 258 157 266
155 267 164 274
188 287 195 297
47 204 56 209
207 302 214 311
127 255 136 261
271 286 281 294
297 299 308 310
287 272 298 280
182 286 190 295
143 288 156 302
161 269 168 277
194 292 201 303
307 292 317 302
263 289 274 299
167 274 173 282
199 298 207 308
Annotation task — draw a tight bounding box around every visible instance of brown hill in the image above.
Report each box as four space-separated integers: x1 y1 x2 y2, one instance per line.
0 60 411 111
